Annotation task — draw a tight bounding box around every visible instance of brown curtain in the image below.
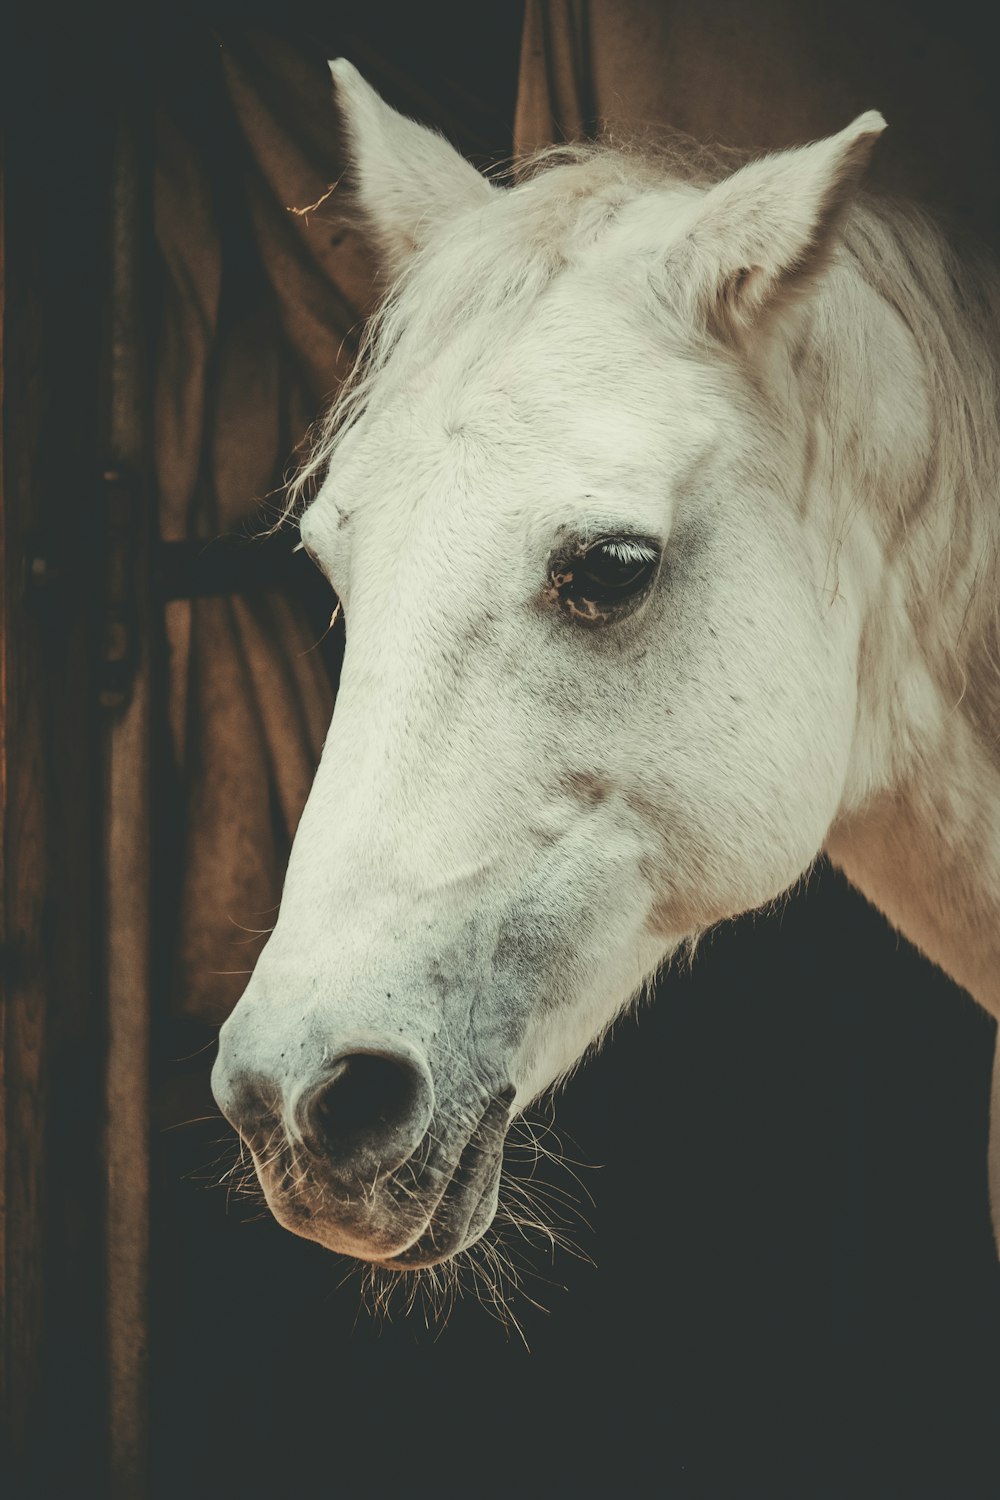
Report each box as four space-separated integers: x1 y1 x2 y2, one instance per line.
154 35 389 1022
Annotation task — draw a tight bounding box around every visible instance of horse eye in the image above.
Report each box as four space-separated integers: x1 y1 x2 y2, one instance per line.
548 536 660 622
579 539 659 596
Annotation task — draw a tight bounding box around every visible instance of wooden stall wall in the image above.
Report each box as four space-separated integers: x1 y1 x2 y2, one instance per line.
1 10 120 1493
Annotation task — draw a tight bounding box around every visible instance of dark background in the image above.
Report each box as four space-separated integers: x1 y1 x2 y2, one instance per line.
4 3 1000 1497
156 865 999 1499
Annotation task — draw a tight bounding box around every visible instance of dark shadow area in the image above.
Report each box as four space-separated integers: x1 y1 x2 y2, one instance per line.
154 862 1000 1499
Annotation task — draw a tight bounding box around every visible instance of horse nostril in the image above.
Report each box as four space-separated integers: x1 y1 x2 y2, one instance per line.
299 1049 433 1176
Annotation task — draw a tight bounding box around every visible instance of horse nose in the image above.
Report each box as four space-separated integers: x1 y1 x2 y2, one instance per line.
294 1044 435 1176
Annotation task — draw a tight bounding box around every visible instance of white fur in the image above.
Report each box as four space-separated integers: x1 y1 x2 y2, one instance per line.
215 63 1000 1263
329 59 492 277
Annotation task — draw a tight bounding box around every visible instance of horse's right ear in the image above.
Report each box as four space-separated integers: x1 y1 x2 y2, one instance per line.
670 111 887 341
329 59 493 279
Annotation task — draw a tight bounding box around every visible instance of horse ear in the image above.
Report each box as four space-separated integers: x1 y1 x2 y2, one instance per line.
329 59 493 278
677 111 887 340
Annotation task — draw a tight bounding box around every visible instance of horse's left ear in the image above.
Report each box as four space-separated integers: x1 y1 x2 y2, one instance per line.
676 111 887 340
329 59 494 279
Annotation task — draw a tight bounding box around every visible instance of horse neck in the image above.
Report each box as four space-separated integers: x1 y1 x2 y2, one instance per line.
803 206 1000 1015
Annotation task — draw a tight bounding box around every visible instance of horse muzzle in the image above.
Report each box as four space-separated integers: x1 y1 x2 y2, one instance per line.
211 1026 514 1266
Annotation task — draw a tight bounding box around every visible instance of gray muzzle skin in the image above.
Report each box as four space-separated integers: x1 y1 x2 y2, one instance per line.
212 1009 517 1267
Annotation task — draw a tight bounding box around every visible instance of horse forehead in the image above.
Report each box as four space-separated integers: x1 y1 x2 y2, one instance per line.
328 417 681 563
339 346 714 507
314 281 724 541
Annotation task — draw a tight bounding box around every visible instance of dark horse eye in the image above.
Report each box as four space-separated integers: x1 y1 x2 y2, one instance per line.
548 535 660 622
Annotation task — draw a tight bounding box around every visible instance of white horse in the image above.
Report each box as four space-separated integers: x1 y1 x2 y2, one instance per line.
212 61 1000 1273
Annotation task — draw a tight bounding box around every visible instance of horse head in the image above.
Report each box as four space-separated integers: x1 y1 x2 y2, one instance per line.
213 62 889 1268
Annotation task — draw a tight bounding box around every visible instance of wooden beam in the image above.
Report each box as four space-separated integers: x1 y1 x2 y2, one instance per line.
1 24 113 1488
103 116 152 1500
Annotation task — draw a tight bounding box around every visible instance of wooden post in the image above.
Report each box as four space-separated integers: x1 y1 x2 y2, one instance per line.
1 25 113 1487
102 116 152 1499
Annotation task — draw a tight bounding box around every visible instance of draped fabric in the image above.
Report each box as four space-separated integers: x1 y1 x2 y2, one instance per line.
154 37 364 1020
